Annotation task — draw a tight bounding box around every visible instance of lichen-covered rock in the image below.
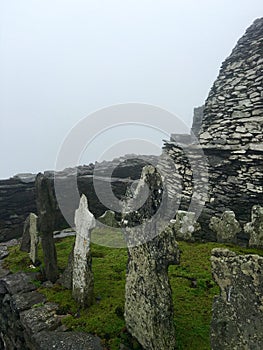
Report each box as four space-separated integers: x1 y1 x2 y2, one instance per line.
170 210 200 242
211 248 263 350
72 194 96 307
20 215 31 252
123 166 180 350
98 210 119 228
35 173 58 282
209 211 241 244
27 213 39 264
33 331 103 350
244 205 263 248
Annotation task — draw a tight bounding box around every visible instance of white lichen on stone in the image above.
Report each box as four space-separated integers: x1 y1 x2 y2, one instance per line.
72 194 96 307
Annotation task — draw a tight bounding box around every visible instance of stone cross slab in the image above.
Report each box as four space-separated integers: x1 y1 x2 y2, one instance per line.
123 166 180 350
72 194 96 307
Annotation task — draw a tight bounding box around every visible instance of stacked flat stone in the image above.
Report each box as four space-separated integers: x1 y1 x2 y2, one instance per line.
199 18 263 224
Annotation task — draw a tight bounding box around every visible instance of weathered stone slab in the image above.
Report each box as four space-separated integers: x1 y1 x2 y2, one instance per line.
211 248 263 349
123 166 180 350
0 272 36 295
26 213 39 264
170 210 200 242
20 215 31 252
209 211 241 244
72 194 96 307
244 205 263 248
35 173 58 282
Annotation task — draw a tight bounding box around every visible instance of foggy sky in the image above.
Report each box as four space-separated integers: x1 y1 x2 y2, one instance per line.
0 0 262 179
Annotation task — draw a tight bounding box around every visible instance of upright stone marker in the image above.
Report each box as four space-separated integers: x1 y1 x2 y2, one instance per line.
27 213 39 264
244 205 263 248
170 210 200 242
211 248 263 349
209 211 240 244
35 173 58 282
72 194 96 307
123 166 179 350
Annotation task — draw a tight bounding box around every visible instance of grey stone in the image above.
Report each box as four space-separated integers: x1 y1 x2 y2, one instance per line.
123 166 180 350
36 173 58 282
72 194 96 307
0 272 36 295
244 205 263 248
33 331 103 350
170 210 200 242
11 290 46 312
27 213 39 264
0 246 9 260
211 248 263 350
209 211 241 244
20 215 31 252
20 302 61 334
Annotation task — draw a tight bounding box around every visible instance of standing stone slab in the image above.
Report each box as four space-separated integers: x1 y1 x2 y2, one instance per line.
244 205 263 248
27 213 39 264
123 166 180 350
209 211 241 244
20 215 32 253
72 195 96 307
170 210 200 242
211 248 263 350
35 174 58 283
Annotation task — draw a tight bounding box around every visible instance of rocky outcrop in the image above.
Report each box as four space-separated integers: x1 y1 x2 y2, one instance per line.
211 248 263 350
123 166 180 350
0 272 102 349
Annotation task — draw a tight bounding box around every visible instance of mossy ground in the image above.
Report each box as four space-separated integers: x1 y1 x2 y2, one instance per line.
3 229 263 350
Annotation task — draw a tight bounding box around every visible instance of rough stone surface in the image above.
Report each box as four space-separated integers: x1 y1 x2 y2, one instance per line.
98 210 119 227
20 214 31 252
123 166 180 350
244 205 263 248
0 271 102 349
170 210 201 242
33 331 103 350
209 211 241 244
72 194 96 307
211 248 263 350
22 213 39 264
35 173 58 282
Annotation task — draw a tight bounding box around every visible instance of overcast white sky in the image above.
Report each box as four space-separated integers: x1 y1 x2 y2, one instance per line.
0 0 262 179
